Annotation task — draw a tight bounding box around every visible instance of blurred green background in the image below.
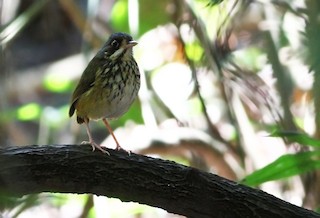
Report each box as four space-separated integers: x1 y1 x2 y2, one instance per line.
1 0 320 217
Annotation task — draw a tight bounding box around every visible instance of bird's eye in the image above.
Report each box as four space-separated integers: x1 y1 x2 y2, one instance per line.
111 40 119 48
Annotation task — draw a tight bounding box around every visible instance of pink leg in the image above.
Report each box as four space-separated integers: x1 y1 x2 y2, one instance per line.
102 118 130 154
83 119 109 155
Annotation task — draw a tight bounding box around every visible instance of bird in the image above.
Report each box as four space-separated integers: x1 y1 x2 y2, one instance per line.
69 32 140 154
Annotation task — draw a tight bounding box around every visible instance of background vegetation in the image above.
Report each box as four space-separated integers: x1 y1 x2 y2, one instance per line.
1 0 320 217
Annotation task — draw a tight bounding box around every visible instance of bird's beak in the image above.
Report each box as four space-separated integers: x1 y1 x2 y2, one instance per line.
126 40 138 48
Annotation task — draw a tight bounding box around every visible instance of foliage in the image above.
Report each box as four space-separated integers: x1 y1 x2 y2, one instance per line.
1 0 320 216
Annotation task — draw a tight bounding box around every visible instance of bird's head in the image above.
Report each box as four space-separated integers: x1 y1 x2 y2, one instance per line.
102 32 138 62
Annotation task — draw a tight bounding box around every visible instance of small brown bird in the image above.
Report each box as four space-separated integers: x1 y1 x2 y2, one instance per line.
69 32 140 153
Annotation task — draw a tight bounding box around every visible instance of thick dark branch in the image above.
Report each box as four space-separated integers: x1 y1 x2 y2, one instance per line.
0 145 318 218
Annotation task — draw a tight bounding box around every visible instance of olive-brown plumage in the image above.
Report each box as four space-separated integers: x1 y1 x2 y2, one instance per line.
69 32 140 153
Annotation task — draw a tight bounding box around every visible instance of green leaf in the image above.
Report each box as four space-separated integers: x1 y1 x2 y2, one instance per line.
110 0 171 36
43 72 73 93
205 0 225 6
185 42 204 62
16 103 42 121
111 99 143 127
269 130 320 147
242 151 320 186
138 0 171 35
110 0 130 34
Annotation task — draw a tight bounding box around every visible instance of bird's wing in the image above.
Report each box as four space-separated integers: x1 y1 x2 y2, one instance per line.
69 58 101 117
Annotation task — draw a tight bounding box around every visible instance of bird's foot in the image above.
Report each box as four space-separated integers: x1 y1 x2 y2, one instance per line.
81 140 110 155
116 144 131 155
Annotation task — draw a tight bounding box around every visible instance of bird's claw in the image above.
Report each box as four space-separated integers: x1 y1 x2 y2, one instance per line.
116 144 131 155
82 140 110 155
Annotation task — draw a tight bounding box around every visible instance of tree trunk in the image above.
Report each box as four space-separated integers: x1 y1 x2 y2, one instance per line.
0 145 318 218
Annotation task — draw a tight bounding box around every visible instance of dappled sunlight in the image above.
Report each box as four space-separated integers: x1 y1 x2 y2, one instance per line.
2 0 320 216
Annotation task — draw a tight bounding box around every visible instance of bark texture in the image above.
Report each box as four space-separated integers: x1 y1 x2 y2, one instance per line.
0 145 319 218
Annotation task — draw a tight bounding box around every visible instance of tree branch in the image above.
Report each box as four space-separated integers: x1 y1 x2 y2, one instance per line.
0 145 318 218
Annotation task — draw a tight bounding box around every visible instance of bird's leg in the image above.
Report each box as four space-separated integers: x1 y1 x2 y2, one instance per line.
83 119 109 155
102 118 130 154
